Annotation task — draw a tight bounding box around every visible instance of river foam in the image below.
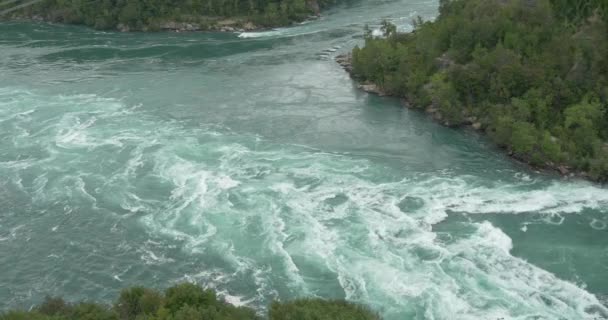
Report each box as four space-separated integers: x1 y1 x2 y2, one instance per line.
2 88 605 318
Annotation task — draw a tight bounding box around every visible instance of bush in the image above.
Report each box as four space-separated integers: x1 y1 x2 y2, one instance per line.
351 0 608 180
8 0 337 30
163 283 216 314
1 284 377 320
115 287 162 320
269 299 380 320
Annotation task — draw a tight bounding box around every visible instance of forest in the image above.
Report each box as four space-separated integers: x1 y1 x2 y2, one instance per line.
1 0 341 30
0 283 379 320
351 0 608 180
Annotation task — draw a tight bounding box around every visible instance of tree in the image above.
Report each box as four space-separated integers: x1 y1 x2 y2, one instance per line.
380 20 396 38
0 284 379 320
350 0 608 180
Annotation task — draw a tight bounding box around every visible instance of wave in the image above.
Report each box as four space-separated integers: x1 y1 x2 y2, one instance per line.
238 30 285 38
1 89 607 319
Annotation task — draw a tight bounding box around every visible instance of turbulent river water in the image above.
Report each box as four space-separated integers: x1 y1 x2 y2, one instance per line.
1 1 608 319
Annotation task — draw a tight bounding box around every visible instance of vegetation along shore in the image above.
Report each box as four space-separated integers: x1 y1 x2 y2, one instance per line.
0 283 380 320
0 0 338 32
339 0 608 182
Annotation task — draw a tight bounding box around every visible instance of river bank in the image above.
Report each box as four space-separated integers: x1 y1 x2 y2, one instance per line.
4 15 256 32
2 10 608 319
336 53 598 182
3 14 322 33
1 0 323 33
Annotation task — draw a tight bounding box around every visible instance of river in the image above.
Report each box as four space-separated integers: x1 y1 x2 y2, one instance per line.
1 1 607 319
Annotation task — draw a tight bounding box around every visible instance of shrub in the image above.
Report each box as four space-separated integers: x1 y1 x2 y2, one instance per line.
2 284 373 320
269 299 380 320
351 0 608 180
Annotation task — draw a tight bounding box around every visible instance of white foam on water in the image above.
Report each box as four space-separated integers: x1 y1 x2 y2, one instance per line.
438 222 608 319
590 219 607 230
2 89 608 319
238 30 283 38
55 116 96 148
221 292 253 307
396 176 608 225
237 26 326 39
140 247 175 265
120 125 607 318
264 203 309 293
145 141 607 318
371 28 384 37
124 147 144 177
217 175 240 190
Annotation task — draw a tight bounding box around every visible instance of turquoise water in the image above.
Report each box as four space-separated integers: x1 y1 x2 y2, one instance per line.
1 1 607 319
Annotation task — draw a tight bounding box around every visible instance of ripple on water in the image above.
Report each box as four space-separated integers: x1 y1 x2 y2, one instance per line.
1 82 608 318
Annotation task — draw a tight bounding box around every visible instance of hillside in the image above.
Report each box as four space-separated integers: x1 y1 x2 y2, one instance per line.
348 0 608 181
1 0 339 31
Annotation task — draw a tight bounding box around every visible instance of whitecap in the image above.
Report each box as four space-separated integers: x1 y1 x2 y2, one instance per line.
238 30 283 38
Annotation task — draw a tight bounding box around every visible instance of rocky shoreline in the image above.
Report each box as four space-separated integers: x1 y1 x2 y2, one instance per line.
336 53 482 128
336 53 598 182
120 19 259 33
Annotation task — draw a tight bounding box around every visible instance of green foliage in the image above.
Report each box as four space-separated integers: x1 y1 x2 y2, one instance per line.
0 311 58 320
68 303 116 320
268 299 380 320
0 298 116 320
115 287 162 319
563 97 604 158
5 0 340 30
380 20 397 38
551 0 608 25
510 121 538 155
0 284 378 320
351 0 608 180
37 297 73 317
163 284 214 314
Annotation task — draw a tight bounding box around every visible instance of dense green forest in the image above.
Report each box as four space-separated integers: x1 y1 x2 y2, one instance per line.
0 283 379 320
351 0 608 180
1 0 340 30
